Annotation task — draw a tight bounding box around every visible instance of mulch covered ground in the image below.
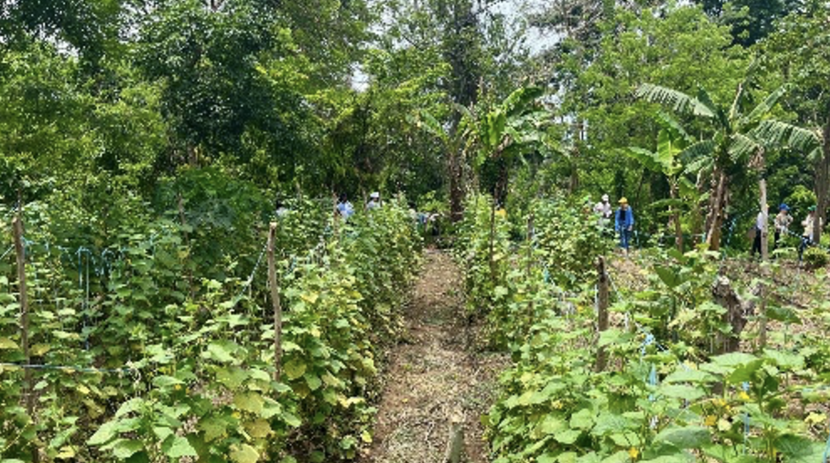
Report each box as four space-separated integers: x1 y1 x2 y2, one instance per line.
361 250 507 463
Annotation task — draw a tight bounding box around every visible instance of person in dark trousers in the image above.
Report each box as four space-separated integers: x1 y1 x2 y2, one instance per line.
615 197 635 256
773 203 792 250
751 205 767 257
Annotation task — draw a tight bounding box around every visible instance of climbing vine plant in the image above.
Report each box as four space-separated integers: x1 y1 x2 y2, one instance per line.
0 195 421 462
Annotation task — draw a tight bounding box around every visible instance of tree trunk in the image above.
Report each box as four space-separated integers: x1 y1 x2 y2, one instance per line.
759 178 769 261
705 166 729 251
813 120 830 243
568 146 580 194
444 0 479 222
670 181 683 252
712 276 753 354
449 146 465 222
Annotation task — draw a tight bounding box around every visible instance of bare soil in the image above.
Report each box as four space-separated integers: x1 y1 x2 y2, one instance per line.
361 249 507 463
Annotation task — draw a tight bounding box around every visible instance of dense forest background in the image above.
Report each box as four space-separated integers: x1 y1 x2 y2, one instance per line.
1 0 829 246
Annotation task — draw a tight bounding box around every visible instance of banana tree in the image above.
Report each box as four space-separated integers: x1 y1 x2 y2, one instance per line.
469 86 547 204
413 86 546 217
623 113 691 251
411 109 474 222
637 81 820 251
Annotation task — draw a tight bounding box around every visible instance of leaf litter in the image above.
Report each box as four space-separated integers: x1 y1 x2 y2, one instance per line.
361 249 507 463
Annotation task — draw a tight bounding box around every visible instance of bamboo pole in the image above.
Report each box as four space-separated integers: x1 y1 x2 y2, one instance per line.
595 257 610 372
267 223 282 382
13 215 38 462
177 193 195 299
758 177 768 348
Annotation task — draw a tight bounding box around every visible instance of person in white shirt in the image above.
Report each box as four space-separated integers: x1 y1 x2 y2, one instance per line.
773 204 792 250
336 193 355 219
366 192 382 210
593 194 613 229
751 205 768 257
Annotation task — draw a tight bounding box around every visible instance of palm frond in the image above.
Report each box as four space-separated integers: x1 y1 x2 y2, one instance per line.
453 103 476 122
621 147 662 173
744 85 789 124
415 110 449 143
807 146 823 164
728 82 745 122
502 86 544 117
696 87 726 126
636 84 715 118
678 139 716 168
655 111 692 142
752 120 821 152
728 133 763 162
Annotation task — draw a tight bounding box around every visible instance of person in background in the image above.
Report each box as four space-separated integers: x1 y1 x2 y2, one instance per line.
495 203 507 218
751 204 768 257
594 193 613 235
367 192 382 210
594 194 612 220
275 199 289 218
337 193 355 219
799 205 823 261
615 197 635 255
773 204 792 250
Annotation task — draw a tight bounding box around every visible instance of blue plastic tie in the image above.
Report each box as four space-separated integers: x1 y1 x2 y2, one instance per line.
0 245 13 261
640 333 655 358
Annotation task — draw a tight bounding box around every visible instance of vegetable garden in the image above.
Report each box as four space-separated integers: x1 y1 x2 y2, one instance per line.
2 0 830 462
0 189 421 462
456 195 830 463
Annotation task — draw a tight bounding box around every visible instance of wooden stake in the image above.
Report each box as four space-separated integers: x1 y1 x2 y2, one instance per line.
332 194 340 240
443 411 465 463
13 216 38 462
526 214 535 330
488 200 496 286
177 193 195 299
758 284 767 350
758 176 768 349
759 178 769 261
267 223 282 382
595 257 610 372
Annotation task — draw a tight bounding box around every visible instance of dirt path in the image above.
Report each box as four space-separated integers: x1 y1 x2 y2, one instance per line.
362 250 506 463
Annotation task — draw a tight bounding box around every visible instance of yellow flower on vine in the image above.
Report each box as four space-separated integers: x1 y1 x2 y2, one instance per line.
628 447 639 459
552 400 564 410
705 415 717 427
739 391 750 401
232 411 241 419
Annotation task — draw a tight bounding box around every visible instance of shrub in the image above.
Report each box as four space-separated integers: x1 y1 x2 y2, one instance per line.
804 246 829 269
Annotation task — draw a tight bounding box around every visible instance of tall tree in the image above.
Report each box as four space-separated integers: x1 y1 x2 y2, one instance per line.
371 0 528 219
693 0 803 47
550 4 748 215
637 81 818 250
763 2 830 242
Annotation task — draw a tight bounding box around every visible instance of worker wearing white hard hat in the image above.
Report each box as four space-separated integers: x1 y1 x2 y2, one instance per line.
593 194 613 232
367 192 382 210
